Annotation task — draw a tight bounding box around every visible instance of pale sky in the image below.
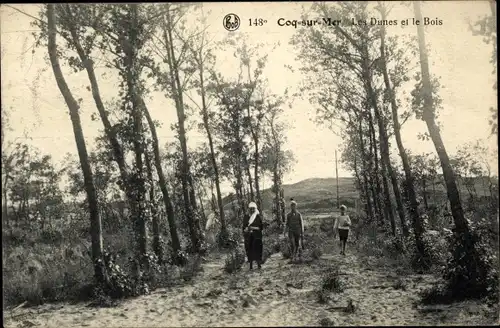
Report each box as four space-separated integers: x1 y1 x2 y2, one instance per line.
1 2 497 196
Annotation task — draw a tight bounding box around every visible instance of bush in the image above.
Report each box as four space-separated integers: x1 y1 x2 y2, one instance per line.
224 248 246 274
216 228 239 250
3 244 94 307
321 267 345 293
421 225 499 305
180 255 204 282
38 229 65 245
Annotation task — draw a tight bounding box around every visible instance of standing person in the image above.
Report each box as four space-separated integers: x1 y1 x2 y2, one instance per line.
284 200 304 260
333 205 351 255
242 202 264 270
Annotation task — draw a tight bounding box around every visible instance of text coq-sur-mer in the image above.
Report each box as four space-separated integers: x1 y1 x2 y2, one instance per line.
277 17 443 28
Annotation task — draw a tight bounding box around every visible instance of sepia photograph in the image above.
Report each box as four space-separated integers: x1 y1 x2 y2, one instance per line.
1 1 498 327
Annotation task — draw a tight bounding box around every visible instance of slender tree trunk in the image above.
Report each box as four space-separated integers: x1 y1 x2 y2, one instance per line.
414 1 486 284
244 157 255 202
47 4 106 283
235 156 245 215
357 119 374 221
124 5 148 267
362 117 380 224
379 11 426 259
273 166 281 226
414 1 470 235
380 151 397 235
188 174 198 212
198 64 226 235
65 5 129 190
145 148 162 263
141 99 181 255
367 78 408 236
368 109 391 229
163 10 201 252
253 141 262 210
197 186 206 228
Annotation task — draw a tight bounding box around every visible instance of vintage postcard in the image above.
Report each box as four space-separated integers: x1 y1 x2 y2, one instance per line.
1 2 498 327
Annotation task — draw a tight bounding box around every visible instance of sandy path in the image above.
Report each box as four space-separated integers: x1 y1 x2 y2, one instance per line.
4 249 497 327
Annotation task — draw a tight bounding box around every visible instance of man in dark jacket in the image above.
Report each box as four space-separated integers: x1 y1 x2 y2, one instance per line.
284 200 304 260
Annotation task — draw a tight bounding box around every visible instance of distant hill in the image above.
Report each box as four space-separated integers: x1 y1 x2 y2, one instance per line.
221 175 496 213
222 177 359 212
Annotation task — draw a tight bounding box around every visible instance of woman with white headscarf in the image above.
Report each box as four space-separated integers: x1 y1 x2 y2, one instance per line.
242 201 264 270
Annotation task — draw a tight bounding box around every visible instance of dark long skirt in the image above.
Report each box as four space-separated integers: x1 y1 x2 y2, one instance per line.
244 232 263 264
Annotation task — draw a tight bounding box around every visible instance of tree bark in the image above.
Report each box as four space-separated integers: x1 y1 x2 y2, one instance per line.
47 3 106 283
141 99 181 255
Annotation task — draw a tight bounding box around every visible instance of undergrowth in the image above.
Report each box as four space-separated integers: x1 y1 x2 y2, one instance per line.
315 266 345 304
223 248 246 274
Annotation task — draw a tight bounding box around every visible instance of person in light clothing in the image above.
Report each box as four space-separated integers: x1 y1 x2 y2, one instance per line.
333 205 351 255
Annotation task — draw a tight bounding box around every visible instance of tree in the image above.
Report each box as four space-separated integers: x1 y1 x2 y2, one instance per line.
239 42 269 211
46 3 106 284
142 100 182 258
261 96 295 226
182 9 228 240
152 3 203 253
209 73 250 218
376 2 430 267
413 1 493 297
291 2 404 235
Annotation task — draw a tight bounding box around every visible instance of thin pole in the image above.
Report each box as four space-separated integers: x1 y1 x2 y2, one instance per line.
335 149 340 209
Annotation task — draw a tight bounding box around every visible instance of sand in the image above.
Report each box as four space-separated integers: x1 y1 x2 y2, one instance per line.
4 246 498 328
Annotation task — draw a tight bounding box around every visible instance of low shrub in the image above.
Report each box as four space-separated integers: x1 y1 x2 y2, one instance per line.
321 267 345 293
216 228 239 250
3 244 94 307
38 229 65 246
421 222 499 305
223 248 246 274
180 254 204 282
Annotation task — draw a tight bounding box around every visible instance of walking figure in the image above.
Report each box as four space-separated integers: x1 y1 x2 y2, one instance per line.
334 205 351 256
